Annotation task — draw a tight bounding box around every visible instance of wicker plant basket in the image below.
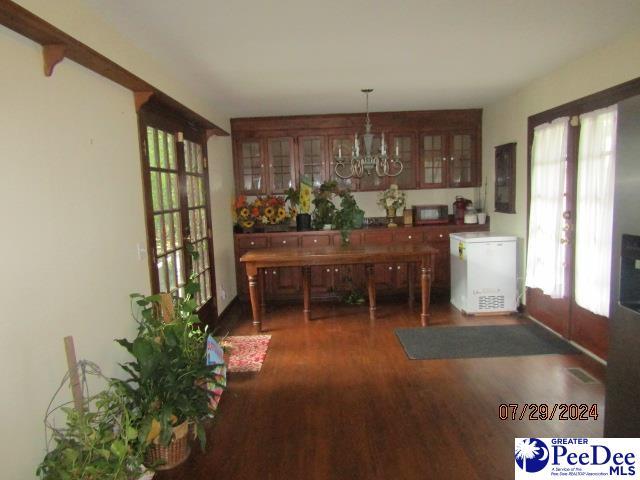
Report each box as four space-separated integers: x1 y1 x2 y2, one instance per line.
144 421 191 471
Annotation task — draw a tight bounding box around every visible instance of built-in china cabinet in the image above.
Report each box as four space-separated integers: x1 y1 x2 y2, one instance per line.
231 109 482 194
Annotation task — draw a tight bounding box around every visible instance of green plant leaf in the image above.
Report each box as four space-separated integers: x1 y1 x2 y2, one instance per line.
110 439 127 459
184 282 200 296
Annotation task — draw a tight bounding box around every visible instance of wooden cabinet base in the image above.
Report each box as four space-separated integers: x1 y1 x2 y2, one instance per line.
234 222 489 304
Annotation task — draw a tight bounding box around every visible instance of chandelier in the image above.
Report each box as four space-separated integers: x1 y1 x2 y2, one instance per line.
334 89 404 179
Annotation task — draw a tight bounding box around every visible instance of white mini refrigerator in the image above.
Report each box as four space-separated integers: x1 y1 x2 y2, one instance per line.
450 232 517 314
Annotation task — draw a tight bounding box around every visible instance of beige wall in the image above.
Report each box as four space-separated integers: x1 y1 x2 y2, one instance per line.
0 2 235 478
482 29 640 291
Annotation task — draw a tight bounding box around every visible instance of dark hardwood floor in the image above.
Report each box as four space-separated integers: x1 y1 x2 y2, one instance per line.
159 299 605 480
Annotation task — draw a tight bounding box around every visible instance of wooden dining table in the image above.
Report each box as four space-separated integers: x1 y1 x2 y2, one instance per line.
240 243 438 332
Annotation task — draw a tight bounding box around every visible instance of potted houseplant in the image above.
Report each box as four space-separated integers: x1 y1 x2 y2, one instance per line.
333 190 365 246
312 180 338 230
37 369 151 480
284 186 300 227
378 184 406 227
116 270 225 471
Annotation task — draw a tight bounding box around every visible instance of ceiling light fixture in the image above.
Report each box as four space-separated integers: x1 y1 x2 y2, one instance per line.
334 89 404 179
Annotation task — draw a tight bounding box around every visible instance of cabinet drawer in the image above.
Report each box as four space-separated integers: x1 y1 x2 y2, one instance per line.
302 235 330 247
269 235 299 248
237 236 267 249
424 230 448 242
363 230 393 245
331 232 362 246
392 231 424 243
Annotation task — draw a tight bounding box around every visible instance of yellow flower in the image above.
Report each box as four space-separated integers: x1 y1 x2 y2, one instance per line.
240 207 249 218
241 219 254 228
264 206 275 218
277 207 286 221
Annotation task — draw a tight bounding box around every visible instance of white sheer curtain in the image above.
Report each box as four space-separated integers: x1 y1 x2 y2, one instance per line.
574 105 617 317
525 117 569 298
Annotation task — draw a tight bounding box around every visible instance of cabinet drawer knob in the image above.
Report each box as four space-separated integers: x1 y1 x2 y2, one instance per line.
313 239 317 243
273 270 277 275
250 241 255 246
408 235 412 239
397 265 401 270
439 234 444 238
334 268 338 272
326 268 330 272
388 266 393 270
282 240 287 244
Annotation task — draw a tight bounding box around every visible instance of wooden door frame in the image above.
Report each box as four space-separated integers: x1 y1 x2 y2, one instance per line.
137 105 218 323
526 76 640 356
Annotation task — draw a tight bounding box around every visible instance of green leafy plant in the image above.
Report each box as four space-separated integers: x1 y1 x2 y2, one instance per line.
115 268 225 453
341 289 366 305
333 190 365 245
37 373 146 480
312 180 338 229
284 187 300 208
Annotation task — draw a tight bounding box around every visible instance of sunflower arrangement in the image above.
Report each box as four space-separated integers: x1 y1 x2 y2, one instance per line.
233 195 291 229
232 195 264 229
260 196 288 224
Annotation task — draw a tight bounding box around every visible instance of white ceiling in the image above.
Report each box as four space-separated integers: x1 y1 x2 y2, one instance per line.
83 0 640 118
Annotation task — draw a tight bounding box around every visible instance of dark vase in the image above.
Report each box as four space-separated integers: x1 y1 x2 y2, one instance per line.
296 213 312 231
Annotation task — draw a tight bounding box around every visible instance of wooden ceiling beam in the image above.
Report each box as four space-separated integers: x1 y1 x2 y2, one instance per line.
0 0 229 136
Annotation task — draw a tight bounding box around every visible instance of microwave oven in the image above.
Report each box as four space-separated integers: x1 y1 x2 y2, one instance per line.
412 205 449 225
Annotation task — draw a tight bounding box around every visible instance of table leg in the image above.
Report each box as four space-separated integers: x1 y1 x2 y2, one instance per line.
259 269 266 313
420 263 432 326
302 266 311 322
248 272 262 332
408 262 415 309
366 264 376 320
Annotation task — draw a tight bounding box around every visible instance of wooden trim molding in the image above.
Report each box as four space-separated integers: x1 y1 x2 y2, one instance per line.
42 43 65 76
0 0 228 136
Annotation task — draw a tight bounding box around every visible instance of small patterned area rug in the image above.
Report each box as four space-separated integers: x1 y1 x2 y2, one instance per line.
226 335 271 372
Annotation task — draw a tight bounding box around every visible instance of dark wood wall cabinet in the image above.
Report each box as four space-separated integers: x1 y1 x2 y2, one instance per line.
231 109 482 194
234 222 489 303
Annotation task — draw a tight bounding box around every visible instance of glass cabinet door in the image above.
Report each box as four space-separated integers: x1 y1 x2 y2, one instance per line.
299 136 326 188
420 134 446 188
329 136 357 191
238 140 265 194
450 133 474 187
388 134 416 189
268 137 295 193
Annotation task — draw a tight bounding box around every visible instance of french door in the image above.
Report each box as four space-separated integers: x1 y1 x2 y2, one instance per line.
526 108 617 360
139 110 217 324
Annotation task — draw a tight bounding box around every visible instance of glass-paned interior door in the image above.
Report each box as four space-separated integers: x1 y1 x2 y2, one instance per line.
299 136 325 188
184 138 215 308
450 134 473 186
146 126 187 297
421 134 445 187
